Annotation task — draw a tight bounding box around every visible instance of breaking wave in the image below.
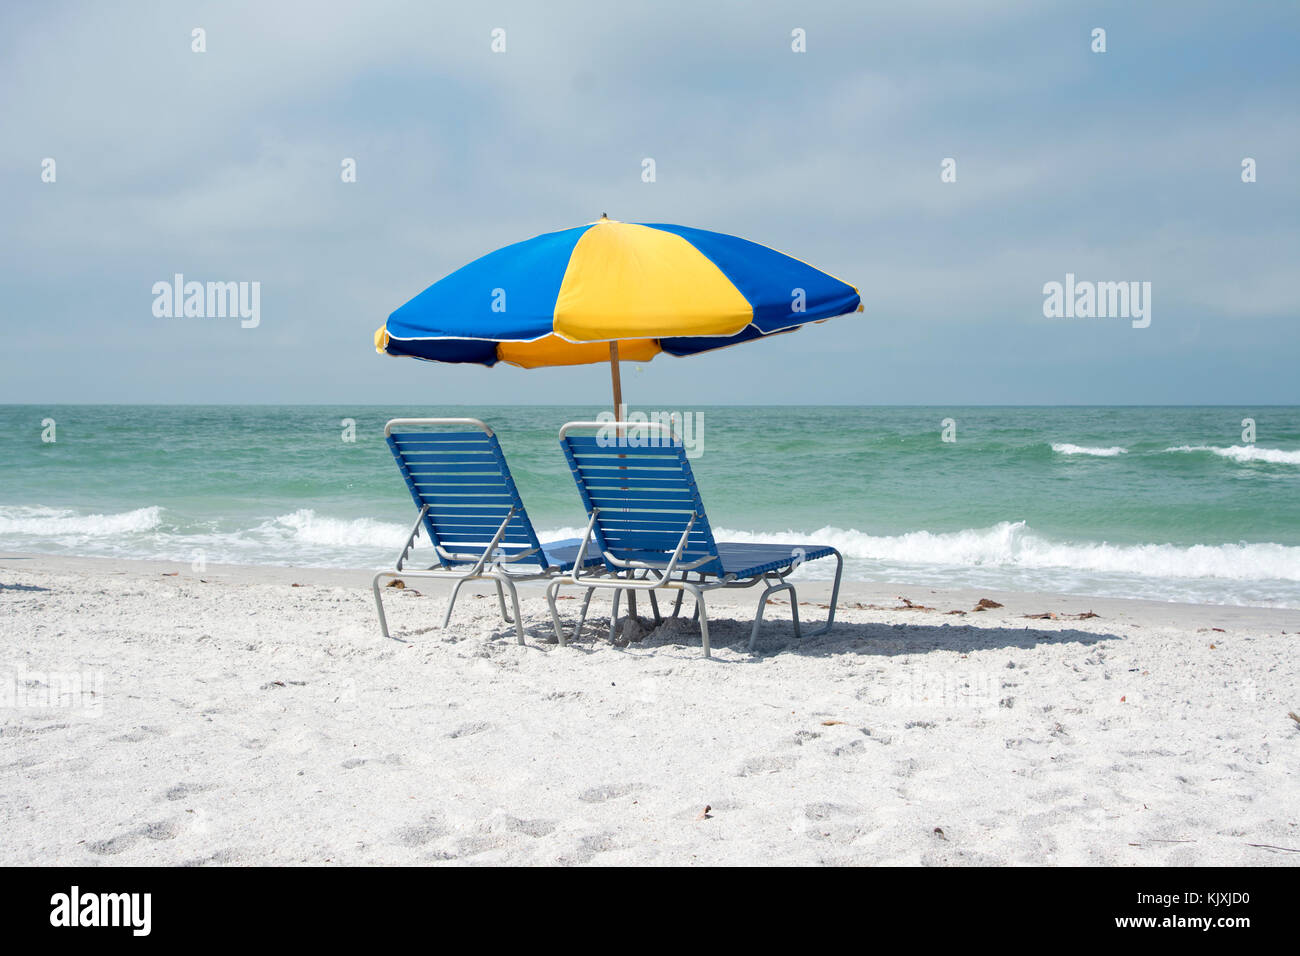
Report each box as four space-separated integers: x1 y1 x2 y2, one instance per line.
0 505 163 537
705 521 1300 584
1165 445 1300 465
1051 443 1127 457
3 507 1297 606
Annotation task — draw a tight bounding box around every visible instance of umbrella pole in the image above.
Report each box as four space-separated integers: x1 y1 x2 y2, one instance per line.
609 341 623 419
609 341 638 623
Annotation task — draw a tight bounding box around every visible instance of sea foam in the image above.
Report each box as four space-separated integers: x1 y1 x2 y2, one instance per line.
695 521 1300 583
1164 445 1300 465
4 505 1297 607
265 509 410 549
0 505 163 536
1051 443 1127 457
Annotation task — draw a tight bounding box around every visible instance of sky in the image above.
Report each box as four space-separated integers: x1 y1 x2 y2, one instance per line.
2 0 1297 405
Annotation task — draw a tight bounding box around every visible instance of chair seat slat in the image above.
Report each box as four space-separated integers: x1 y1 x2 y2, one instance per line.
415 492 515 505
580 476 694 489
390 441 495 454
587 498 697 512
565 436 682 454
584 487 694 502
389 431 492 443
575 465 682 479
408 482 513 493
427 519 531 533
569 452 682 467
422 506 518 516
597 515 703 529
428 513 530 527
399 456 500 467
400 461 506 474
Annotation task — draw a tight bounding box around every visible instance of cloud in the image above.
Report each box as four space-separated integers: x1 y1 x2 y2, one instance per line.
0 0 1297 403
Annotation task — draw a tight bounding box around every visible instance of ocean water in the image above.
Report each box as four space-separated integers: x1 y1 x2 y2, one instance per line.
2 405 1299 608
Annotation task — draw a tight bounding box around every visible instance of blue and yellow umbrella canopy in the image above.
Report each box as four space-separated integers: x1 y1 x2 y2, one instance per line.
374 217 862 368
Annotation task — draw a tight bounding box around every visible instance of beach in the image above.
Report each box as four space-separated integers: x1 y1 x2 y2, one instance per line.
3 552 1296 866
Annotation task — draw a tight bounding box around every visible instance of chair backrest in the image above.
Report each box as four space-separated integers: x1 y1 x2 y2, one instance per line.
385 418 549 569
559 421 723 576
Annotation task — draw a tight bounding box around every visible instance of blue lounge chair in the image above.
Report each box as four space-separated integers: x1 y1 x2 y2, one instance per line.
547 421 843 657
372 418 603 642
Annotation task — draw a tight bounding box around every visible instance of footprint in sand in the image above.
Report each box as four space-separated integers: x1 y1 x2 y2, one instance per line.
556 831 624 865
893 757 921 777
180 848 239 867
87 833 136 856
920 846 1003 866
504 816 557 838
392 823 445 848
447 722 492 739
110 726 166 744
163 782 216 802
578 832 620 854
341 753 401 770
140 821 180 840
797 803 864 845
87 819 180 855
402 812 555 858
3 721 71 738
447 834 515 859
735 754 797 777
578 783 638 803
803 802 857 821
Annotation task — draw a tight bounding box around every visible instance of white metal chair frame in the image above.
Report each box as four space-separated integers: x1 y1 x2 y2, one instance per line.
372 417 598 644
545 421 843 657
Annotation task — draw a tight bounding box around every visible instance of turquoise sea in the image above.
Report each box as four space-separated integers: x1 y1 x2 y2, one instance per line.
2 405 1299 608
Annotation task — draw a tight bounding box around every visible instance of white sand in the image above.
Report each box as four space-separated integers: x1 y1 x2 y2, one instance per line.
1 553 1297 866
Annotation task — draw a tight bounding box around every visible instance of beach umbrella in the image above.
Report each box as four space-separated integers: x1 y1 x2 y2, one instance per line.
374 216 862 411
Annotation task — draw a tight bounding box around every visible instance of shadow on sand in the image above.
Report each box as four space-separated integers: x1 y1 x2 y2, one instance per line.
512 607 1112 659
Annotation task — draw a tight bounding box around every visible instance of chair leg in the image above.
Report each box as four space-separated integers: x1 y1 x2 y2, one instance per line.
547 580 598 647
670 590 685 619
493 578 513 624
609 588 623 644
748 580 797 652
576 587 594 643
681 582 710 658
546 578 567 646
495 574 525 645
443 579 466 628
804 549 843 637
372 572 394 640
648 590 663 625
